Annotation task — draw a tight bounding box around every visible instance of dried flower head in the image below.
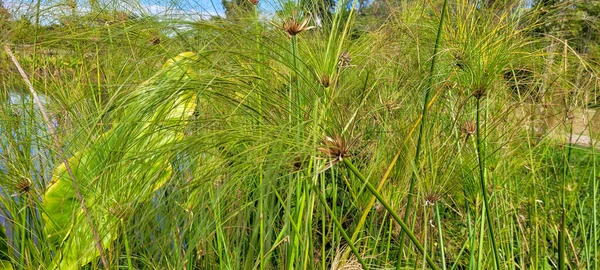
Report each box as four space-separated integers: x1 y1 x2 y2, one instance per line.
116 12 129 22
472 71 491 99
248 0 259 5
319 73 331 88
462 121 476 135
462 120 476 142
424 192 442 206
454 52 467 70
16 178 32 194
473 85 487 99
338 51 352 68
318 134 351 164
149 35 161 45
566 110 574 121
282 12 314 36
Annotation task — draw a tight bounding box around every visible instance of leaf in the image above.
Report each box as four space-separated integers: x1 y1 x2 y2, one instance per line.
42 52 198 269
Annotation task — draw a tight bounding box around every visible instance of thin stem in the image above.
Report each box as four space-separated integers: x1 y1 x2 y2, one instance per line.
435 204 447 270
476 97 500 270
592 115 597 270
467 198 475 270
559 38 571 270
397 0 448 266
121 219 133 270
314 186 369 270
253 5 266 270
291 35 299 124
342 159 440 270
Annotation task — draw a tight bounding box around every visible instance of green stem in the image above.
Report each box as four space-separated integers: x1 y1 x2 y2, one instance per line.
342 159 440 270
121 219 133 270
314 186 369 270
435 204 447 270
476 97 500 270
559 124 571 270
19 197 26 268
290 35 299 127
592 121 597 270
466 196 475 270
253 6 266 270
397 0 448 266
559 206 565 270
477 201 485 268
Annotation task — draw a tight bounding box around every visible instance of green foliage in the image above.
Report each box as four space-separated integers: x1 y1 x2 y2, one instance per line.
301 0 336 24
0 0 599 269
222 0 255 18
42 52 199 269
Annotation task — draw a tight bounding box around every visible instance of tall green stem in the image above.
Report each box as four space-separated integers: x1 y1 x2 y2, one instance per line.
253 5 266 270
466 197 475 270
285 35 300 270
435 204 447 270
315 186 368 270
397 0 448 267
476 97 500 270
342 159 440 270
592 119 597 270
290 35 299 126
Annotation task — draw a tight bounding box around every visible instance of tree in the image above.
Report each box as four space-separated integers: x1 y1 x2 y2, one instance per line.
531 0 600 53
222 0 254 18
569 1 600 54
0 0 10 22
300 0 335 25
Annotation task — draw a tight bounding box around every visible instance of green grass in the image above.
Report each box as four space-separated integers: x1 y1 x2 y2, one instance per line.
0 0 599 269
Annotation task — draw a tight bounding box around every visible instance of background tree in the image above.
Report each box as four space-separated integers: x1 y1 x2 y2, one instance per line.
0 0 10 24
222 0 253 18
300 0 335 25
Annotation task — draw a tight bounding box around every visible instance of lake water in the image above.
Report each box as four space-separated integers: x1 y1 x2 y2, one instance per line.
0 92 51 244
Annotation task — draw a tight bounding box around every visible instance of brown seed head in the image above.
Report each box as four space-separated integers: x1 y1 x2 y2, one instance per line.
462 121 476 135
338 51 352 68
319 73 331 88
282 12 314 36
16 179 31 194
473 85 487 99
472 71 491 99
248 0 259 5
149 35 161 45
318 134 350 164
424 192 442 206
566 110 574 121
117 12 129 22
454 53 466 69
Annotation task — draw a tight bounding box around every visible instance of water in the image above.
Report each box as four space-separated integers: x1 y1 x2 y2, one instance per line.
0 92 52 248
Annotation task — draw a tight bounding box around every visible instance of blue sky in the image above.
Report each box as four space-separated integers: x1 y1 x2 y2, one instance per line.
137 0 283 16
138 0 226 16
4 0 283 20
4 0 536 22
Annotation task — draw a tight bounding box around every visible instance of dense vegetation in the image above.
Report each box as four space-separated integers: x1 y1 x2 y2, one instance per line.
0 0 599 269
